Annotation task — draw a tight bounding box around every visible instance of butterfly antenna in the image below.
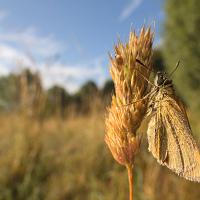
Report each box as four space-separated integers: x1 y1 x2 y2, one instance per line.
134 68 155 87
169 60 180 77
136 59 156 73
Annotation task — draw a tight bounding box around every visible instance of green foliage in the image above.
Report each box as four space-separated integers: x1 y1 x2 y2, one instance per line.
152 49 165 71
163 0 200 112
21 69 38 85
46 85 71 117
78 81 98 97
73 81 99 114
0 74 19 111
101 80 114 106
101 80 114 97
0 69 115 117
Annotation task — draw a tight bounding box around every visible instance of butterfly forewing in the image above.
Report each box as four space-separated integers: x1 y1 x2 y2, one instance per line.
134 60 200 182
147 86 200 182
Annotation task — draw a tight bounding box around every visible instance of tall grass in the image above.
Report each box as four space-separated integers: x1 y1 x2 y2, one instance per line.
0 112 199 200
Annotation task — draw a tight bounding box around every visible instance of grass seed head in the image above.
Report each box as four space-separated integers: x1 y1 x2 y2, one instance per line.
105 27 154 166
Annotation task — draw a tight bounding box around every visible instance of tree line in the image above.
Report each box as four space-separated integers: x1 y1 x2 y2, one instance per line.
0 49 166 119
0 68 115 118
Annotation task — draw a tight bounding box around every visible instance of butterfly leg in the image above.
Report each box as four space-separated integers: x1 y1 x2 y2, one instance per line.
123 87 158 107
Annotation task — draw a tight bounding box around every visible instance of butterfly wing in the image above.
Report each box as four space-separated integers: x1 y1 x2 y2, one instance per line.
147 92 200 182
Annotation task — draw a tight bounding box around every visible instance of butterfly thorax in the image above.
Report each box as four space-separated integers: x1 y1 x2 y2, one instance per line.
147 72 175 116
154 71 172 87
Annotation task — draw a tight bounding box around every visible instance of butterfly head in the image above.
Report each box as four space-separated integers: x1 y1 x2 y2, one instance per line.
154 71 172 86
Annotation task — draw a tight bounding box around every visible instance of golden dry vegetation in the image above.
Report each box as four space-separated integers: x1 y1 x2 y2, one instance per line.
0 110 200 200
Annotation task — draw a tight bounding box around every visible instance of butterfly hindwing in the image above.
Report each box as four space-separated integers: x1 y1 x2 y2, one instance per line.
134 61 200 182
147 89 200 182
147 108 168 164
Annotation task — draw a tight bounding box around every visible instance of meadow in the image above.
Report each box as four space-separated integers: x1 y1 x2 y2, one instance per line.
0 109 200 200
0 36 200 199
0 0 200 198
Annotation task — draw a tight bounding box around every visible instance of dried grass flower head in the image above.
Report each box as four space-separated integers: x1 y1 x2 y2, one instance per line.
105 27 154 166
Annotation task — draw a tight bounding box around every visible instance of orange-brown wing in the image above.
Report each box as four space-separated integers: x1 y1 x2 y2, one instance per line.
147 95 200 182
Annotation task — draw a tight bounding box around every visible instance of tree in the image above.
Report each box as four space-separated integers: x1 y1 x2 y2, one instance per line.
101 80 114 97
74 81 99 114
101 80 114 106
163 0 200 111
0 74 18 111
152 49 165 72
78 81 98 97
18 69 46 118
46 85 70 117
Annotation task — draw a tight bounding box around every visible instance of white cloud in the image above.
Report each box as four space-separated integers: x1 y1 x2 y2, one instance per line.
0 63 10 75
0 27 63 58
0 42 107 93
119 0 143 22
0 26 108 93
0 44 31 65
38 56 107 93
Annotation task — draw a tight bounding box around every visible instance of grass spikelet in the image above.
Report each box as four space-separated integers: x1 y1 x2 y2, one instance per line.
105 27 154 200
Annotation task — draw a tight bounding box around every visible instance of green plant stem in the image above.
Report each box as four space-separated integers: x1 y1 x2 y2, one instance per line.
127 164 134 200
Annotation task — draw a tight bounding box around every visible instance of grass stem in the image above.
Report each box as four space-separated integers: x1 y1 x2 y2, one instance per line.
127 164 134 200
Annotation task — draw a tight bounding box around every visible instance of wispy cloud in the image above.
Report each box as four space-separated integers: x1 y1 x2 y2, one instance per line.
39 56 107 93
0 44 107 92
0 27 108 93
119 0 143 22
0 27 63 58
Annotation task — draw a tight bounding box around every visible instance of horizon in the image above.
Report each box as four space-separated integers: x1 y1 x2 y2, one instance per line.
0 0 164 93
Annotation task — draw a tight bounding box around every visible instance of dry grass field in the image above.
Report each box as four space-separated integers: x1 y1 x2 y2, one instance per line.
0 111 199 200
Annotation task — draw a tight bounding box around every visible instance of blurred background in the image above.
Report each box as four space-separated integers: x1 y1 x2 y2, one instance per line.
0 0 199 199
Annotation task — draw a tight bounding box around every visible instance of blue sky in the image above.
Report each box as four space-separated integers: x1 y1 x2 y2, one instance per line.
0 0 164 92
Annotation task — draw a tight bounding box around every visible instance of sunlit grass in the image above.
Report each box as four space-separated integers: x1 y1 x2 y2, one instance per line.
0 113 199 200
